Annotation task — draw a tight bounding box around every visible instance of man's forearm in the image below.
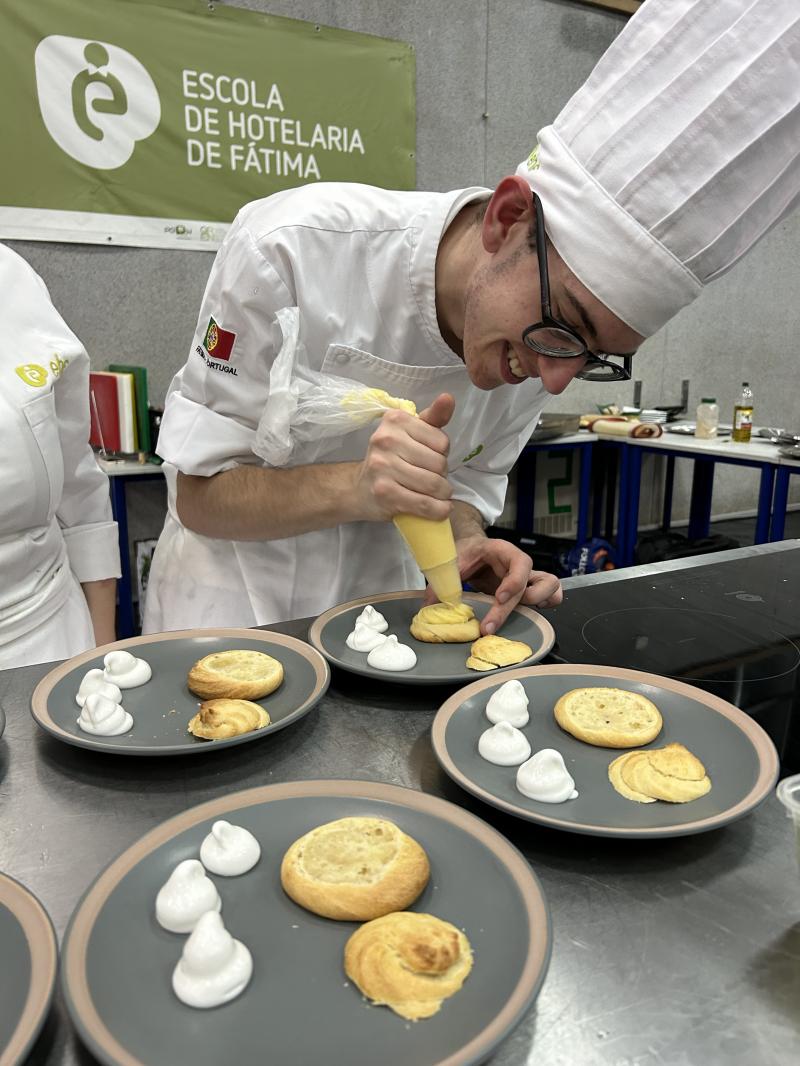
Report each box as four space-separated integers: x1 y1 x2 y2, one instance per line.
176 463 365 541
450 500 487 542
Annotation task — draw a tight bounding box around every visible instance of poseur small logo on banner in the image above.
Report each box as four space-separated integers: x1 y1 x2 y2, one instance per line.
35 36 160 169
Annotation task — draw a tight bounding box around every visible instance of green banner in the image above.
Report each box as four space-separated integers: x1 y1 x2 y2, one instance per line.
0 0 416 249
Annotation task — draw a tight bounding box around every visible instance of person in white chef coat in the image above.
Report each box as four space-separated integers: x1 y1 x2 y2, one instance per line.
143 180 587 636
0 244 121 669
144 0 800 637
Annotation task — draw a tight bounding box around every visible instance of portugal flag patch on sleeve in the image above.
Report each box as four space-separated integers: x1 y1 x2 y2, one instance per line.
203 316 236 361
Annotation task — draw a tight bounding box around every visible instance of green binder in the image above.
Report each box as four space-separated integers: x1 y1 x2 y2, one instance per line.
108 363 151 454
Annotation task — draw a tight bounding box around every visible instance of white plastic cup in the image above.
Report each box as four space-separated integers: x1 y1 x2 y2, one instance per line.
776 774 800 866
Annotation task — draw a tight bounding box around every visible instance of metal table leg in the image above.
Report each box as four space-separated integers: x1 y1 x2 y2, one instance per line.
769 467 790 542
515 448 538 534
576 443 593 544
616 444 631 565
591 446 606 538
604 445 618 543
687 458 715 540
662 454 676 530
624 445 643 565
754 465 776 544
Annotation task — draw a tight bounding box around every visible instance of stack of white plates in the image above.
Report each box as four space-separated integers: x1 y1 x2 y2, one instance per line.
639 409 668 424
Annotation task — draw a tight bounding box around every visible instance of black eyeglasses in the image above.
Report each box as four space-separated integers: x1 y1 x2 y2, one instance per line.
522 190 634 382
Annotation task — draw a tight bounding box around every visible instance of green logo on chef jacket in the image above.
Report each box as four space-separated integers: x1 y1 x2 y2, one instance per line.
15 363 48 387
460 443 484 463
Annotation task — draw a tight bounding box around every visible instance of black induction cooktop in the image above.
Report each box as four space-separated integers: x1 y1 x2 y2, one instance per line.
549 546 800 770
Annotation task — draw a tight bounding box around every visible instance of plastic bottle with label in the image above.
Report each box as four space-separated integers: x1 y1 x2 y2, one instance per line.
695 397 720 440
732 382 754 443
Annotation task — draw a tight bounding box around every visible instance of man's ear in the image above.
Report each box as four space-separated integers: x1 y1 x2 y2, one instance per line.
482 175 533 253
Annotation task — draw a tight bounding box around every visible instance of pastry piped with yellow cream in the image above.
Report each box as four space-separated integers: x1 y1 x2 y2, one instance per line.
410 602 480 643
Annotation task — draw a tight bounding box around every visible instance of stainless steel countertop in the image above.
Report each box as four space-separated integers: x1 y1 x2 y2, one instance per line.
1 609 799 1065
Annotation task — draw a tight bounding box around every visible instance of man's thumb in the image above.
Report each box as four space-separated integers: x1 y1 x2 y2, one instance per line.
418 393 456 429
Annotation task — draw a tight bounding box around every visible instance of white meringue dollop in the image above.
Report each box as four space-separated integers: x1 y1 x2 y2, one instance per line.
485 679 530 727
103 650 152 689
478 720 532 766
353 605 389 632
76 692 133 736
156 859 222 933
172 910 253 1009
346 622 389 653
75 669 123 708
366 634 417 672
200 821 261 876
516 749 579 803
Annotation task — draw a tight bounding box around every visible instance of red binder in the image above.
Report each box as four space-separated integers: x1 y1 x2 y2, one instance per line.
89 371 122 453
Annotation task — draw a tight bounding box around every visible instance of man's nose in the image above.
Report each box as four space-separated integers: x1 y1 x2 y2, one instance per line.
538 354 586 395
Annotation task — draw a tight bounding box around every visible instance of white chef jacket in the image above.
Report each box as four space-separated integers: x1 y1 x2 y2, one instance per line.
144 184 550 633
0 244 120 669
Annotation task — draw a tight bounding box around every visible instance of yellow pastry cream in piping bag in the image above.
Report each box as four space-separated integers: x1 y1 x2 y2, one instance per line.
340 387 463 606
340 387 417 417
392 514 462 605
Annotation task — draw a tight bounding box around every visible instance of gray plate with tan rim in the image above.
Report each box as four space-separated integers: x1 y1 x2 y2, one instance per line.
30 629 329 756
61 780 551 1066
0 873 58 1066
308 591 555 685
431 664 780 838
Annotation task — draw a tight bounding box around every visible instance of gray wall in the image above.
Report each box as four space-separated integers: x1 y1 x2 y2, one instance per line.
10 0 800 528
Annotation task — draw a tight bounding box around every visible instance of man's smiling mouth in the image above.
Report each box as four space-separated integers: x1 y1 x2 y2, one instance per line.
507 347 528 379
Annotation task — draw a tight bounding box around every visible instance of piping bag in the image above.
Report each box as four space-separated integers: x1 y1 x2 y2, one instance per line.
252 313 463 601
390 396 462 606
392 513 463 606
346 388 462 605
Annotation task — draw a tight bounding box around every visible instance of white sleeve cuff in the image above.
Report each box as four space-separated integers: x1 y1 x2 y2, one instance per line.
156 393 257 476
450 470 509 527
63 521 121 583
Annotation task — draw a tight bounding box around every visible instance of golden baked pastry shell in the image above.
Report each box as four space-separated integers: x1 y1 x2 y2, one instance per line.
554 687 663 748
465 656 498 672
344 911 473 1021
622 748 712 803
187 649 284 700
607 752 656 803
467 635 532 671
280 816 430 921
188 698 270 740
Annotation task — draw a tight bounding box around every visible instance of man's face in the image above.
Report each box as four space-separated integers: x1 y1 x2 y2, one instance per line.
461 215 644 394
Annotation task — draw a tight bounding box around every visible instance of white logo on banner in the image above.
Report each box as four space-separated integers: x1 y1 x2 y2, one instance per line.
35 37 160 169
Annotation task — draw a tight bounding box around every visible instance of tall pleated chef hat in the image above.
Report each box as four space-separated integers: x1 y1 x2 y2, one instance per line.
516 0 800 338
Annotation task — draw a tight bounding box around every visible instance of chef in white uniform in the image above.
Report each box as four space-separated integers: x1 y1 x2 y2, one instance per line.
0 244 120 669
144 182 582 635
146 0 798 636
